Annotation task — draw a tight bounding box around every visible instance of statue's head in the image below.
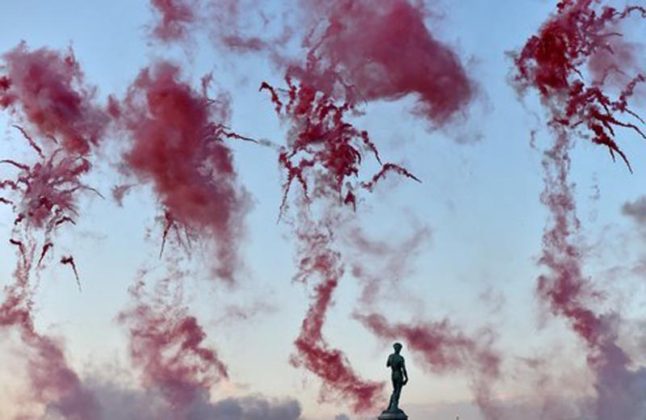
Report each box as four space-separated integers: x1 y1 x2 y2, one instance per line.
393 342 403 353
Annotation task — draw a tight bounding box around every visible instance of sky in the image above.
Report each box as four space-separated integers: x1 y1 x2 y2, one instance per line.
0 1 645 419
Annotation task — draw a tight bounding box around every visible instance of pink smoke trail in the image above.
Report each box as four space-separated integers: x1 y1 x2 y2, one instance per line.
288 214 385 412
1 239 99 420
514 1 646 418
118 272 228 415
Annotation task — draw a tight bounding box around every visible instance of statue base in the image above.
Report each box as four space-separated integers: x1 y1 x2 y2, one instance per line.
378 409 408 420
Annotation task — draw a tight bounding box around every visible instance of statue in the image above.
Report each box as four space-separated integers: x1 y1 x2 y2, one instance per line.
378 342 409 420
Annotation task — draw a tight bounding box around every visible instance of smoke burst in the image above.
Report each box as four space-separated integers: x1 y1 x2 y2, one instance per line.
120 61 250 283
514 0 645 169
290 0 474 125
0 43 111 156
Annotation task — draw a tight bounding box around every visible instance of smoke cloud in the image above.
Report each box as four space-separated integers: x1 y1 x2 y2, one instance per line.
622 196 646 225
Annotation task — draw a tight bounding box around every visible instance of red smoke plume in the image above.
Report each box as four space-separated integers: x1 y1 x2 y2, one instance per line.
150 0 198 42
0 42 109 285
0 126 98 294
0 40 108 287
0 241 99 420
118 273 228 413
0 43 110 156
289 0 474 125
0 127 100 301
514 1 646 418
532 131 646 419
289 217 384 412
357 313 499 376
261 78 419 216
115 60 249 417
0 128 100 417
0 141 94 232
514 0 645 169
149 0 281 53
120 61 250 282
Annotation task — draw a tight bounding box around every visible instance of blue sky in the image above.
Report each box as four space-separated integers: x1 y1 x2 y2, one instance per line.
1 1 645 419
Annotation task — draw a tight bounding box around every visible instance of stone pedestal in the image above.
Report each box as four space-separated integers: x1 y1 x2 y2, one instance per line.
377 409 408 419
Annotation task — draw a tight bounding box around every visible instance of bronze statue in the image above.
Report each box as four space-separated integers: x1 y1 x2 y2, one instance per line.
379 342 409 419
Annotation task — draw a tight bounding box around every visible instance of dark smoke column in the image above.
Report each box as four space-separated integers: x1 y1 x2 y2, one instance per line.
513 1 646 418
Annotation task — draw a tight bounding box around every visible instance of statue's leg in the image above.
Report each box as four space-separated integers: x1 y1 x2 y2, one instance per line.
392 380 402 410
387 377 397 410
